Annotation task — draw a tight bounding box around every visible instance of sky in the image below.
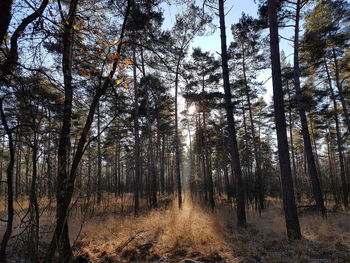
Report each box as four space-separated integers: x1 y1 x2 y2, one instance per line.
162 0 261 53
161 0 296 104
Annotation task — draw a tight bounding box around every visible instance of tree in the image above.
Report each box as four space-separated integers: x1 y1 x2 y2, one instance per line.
184 47 220 209
267 0 302 239
218 0 246 226
292 0 325 215
230 13 266 213
0 0 49 80
44 1 131 261
0 98 15 263
166 5 210 208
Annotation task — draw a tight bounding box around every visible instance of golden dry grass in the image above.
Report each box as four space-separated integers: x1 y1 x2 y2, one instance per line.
73 197 229 262
71 197 350 263
1 195 350 262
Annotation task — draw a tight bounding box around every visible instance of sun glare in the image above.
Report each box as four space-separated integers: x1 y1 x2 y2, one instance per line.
188 104 196 115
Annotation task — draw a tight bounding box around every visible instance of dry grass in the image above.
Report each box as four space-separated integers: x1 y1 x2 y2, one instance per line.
1 195 350 262
73 197 229 262
71 197 350 263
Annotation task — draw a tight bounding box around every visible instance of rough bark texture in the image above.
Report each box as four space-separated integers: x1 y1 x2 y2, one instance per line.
267 0 302 240
218 0 246 226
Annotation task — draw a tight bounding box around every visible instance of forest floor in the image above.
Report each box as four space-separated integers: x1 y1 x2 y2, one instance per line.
2 195 350 263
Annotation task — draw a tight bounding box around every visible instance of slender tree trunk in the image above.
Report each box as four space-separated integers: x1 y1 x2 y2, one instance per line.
325 59 349 208
201 77 215 209
218 0 246 226
0 99 15 263
29 134 40 263
293 0 325 215
97 102 102 203
0 137 3 196
161 133 165 194
332 48 350 131
268 0 301 239
326 125 339 205
175 61 182 209
287 84 297 195
133 48 141 214
242 50 263 213
47 110 52 198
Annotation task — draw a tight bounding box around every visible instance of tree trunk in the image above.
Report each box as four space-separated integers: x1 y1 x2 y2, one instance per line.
0 0 49 79
218 0 246 226
202 79 215 209
45 0 132 260
0 0 13 45
325 59 349 208
175 61 182 209
97 102 102 203
242 50 263 213
29 134 40 262
268 0 301 239
332 48 350 131
133 48 141 214
0 99 15 263
287 83 297 196
293 0 325 215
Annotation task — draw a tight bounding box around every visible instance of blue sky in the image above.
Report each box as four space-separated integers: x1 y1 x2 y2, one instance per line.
161 0 295 103
162 0 260 53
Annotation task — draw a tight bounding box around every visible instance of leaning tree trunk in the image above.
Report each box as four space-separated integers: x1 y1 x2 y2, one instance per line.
0 0 48 80
218 0 246 226
45 1 130 262
46 0 79 260
268 0 302 240
293 0 325 215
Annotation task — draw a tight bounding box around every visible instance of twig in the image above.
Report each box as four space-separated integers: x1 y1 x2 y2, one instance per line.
115 230 147 253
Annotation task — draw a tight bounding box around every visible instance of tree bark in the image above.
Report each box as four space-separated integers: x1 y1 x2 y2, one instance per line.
133 48 141 214
325 59 349 208
242 49 263 213
332 48 350 131
97 102 102 203
218 0 246 226
0 99 15 263
293 0 325 215
0 0 13 45
175 61 182 209
0 0 49 80
29 133 40 263
267 0 302 239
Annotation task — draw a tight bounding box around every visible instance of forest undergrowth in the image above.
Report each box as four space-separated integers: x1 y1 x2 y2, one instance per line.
73 198 350 263
2 195 350 263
